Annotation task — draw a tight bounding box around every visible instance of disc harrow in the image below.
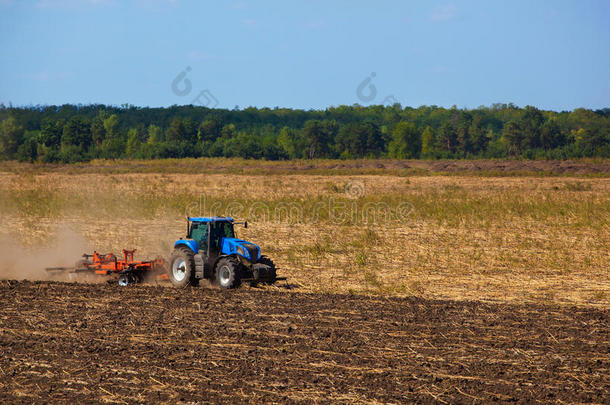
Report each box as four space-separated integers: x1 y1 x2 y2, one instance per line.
46 249 168 286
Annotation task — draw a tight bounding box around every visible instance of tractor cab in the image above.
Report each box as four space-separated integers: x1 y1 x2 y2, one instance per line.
185 217 238 255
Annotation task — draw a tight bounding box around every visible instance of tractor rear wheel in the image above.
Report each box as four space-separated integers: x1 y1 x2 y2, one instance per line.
168 247 197 288
215 257 241 289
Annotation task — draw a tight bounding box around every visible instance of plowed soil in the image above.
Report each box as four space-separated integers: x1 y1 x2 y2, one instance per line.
3 158 609 176
0 281 608 404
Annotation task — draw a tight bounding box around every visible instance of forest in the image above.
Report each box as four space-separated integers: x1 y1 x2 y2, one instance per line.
0 103 609 162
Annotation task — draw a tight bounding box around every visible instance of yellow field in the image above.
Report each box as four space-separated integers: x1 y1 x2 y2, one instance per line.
0 160 608 307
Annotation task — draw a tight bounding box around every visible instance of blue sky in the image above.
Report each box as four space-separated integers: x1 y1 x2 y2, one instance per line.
1 0 609 111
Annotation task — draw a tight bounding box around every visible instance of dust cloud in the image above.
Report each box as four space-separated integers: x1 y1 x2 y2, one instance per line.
0 226 91 281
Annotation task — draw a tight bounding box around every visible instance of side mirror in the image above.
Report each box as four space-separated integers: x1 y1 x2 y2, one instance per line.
244 221 248 229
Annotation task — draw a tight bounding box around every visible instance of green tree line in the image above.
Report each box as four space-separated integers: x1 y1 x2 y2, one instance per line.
1 103 609 162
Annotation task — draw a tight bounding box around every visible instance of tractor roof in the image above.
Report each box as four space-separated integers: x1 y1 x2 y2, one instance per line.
188 216 234 223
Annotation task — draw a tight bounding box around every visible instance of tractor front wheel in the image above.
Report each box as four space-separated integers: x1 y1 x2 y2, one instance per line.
168 247 197 288
215 257 241 289
258 255 277 283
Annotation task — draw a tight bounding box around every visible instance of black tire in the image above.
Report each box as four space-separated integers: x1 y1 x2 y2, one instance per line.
258 255 277 283
215 257 241 289
168 247 197 288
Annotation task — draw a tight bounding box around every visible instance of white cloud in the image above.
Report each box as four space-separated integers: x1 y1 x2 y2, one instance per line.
302 19 326 30
242 18 259 27
430 4 456 22
431 65 449 73
27 71 50 81
231 1 246 9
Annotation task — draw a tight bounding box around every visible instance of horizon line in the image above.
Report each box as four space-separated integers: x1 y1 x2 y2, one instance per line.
1 102 609 114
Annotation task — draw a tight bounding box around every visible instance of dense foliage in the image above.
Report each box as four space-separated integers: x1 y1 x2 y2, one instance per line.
1 103 608 162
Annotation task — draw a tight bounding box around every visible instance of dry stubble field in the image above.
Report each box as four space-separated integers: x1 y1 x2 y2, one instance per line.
0 159 608 403
1 159 608 306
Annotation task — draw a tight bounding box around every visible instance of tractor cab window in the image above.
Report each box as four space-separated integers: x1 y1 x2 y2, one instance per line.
190 223 208 249
220 222 235 238
209 221 235 250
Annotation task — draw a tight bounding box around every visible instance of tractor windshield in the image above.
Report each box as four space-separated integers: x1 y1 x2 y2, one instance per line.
218 221 235 238
209 221 235 250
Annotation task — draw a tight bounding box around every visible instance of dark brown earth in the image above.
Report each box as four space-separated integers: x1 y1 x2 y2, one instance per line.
280 159 610 175
0 281 608 404
399 159 610 175
3 158 609 176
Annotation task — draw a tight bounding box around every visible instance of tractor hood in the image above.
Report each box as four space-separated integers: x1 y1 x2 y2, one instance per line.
221 238 261 261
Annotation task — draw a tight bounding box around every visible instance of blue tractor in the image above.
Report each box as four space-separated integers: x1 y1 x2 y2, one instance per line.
169 217 276 289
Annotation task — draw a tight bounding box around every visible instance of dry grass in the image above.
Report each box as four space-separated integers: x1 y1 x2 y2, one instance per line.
0 166 608 307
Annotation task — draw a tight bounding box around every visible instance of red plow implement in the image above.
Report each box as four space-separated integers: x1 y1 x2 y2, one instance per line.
46 249 168 285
